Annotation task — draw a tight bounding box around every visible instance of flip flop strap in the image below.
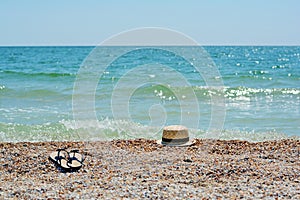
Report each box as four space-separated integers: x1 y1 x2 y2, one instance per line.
69 149 79 158
56 148 68 165
69 156 83 164
68 151 84 164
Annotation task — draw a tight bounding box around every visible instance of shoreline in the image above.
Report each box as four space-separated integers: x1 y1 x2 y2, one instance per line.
1 138 299 199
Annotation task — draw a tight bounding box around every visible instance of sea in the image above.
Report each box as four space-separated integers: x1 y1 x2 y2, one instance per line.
0 46 299 142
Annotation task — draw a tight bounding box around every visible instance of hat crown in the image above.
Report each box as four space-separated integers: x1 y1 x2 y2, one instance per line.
162 125 189 145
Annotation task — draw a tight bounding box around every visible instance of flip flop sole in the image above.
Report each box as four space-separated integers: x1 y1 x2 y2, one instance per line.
68 159 82 169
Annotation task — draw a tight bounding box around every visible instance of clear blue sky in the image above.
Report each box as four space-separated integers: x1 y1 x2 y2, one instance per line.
0 0 299 46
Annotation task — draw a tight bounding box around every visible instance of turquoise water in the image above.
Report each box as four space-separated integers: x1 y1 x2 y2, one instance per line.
0 46 299 142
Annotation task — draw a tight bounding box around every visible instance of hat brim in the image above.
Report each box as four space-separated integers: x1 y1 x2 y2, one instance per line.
156 139 196 147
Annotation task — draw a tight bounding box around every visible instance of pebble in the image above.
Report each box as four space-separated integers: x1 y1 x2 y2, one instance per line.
0 139 299 199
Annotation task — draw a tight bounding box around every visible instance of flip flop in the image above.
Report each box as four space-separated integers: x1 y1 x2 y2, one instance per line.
49 148 71 172
67 150 84 170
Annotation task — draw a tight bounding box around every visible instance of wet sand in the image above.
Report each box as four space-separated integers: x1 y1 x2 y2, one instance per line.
0 139 299 199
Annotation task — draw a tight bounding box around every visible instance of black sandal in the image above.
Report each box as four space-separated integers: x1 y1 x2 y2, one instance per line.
49 148 71 172
67 150 84 171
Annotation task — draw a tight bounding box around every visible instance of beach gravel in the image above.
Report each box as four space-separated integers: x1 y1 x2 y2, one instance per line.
0 139 299 199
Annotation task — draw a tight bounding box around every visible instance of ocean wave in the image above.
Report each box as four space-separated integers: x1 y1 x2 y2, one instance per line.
130 85 300 100
0 119 297 143
0 87 68 98
221 87 300 98
0 122 76 142
193 86 300 98
1 70 76 78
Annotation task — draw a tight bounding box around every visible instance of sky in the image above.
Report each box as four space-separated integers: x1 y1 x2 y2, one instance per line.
0 0 299 46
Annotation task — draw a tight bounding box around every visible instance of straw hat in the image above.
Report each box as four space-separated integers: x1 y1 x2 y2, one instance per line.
157 125 195 146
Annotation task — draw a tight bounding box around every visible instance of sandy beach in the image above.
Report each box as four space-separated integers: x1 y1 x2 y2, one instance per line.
0 138 299 199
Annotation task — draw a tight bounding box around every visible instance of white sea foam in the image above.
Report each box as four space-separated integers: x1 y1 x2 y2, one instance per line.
0 119 297 143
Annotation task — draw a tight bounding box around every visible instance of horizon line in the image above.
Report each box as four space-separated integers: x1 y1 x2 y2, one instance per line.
1 44 300 47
